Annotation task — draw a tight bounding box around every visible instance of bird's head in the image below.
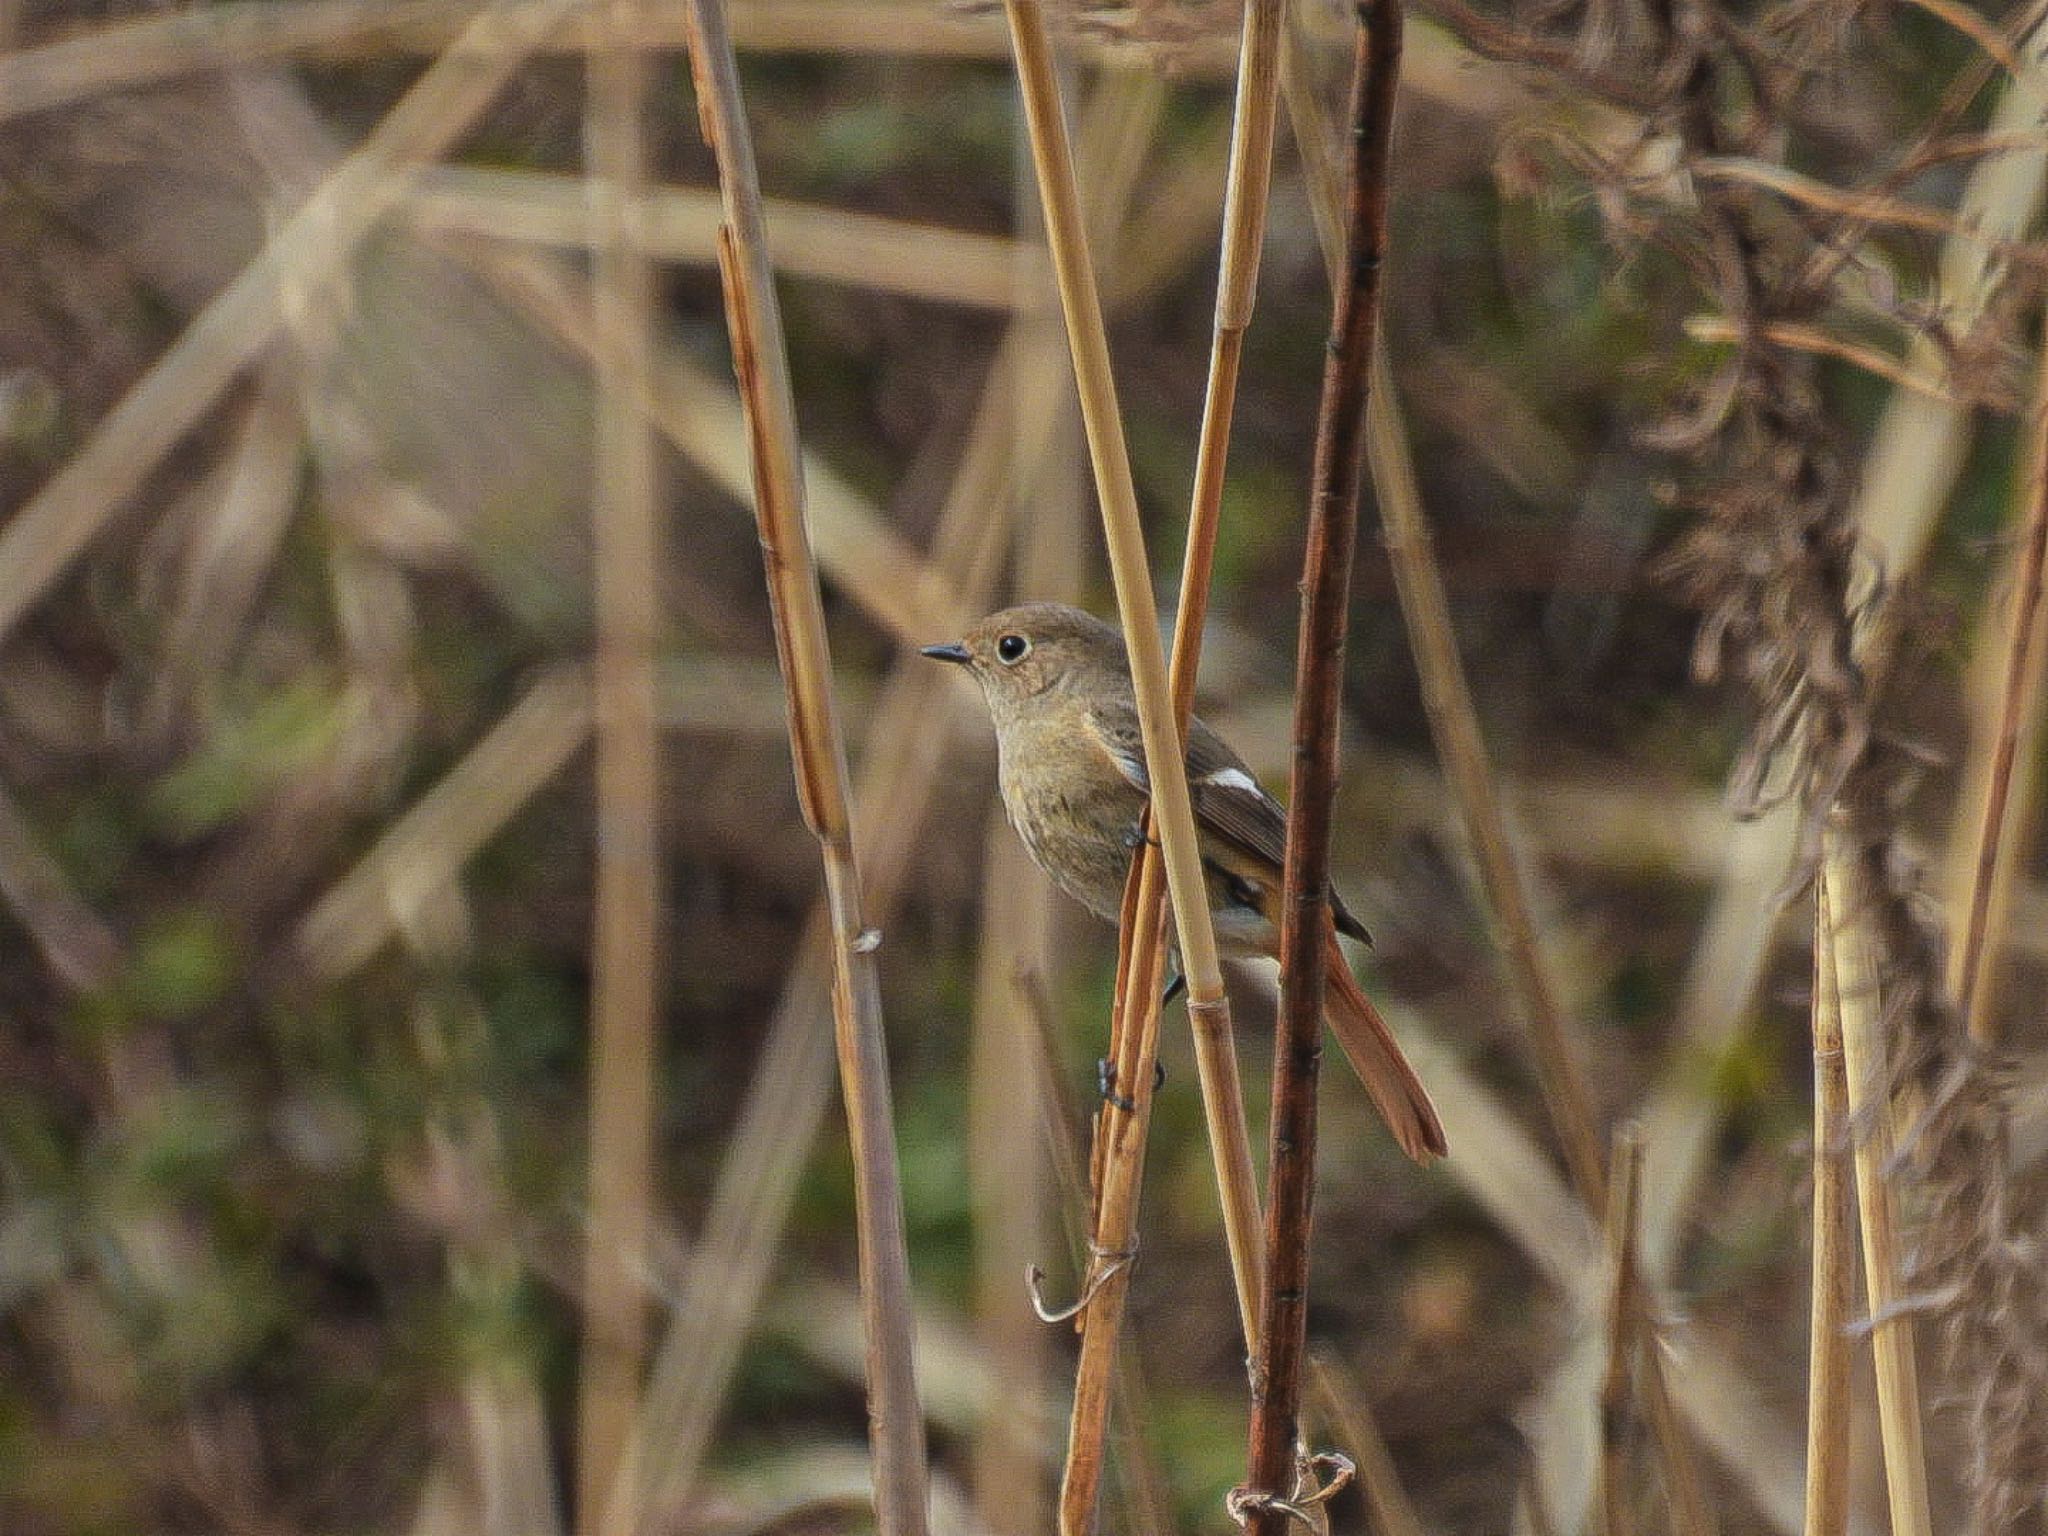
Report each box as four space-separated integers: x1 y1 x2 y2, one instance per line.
921 602 1127 720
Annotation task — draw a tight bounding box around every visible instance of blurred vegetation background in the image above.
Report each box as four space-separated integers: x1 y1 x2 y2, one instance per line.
0 0 2044 1533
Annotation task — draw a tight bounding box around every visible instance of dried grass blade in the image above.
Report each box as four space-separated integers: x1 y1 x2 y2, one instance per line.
1805 879 1853 1536
297 664 593 978
576 0 662 1527
1599 1127 1647 1536
0 0 576 651
1307 1354 1428 1536
1944 322 2048 1039
404 166 1039 309
679 3 928 1528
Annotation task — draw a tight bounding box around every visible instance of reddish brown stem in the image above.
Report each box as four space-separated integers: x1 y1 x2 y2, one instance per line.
1241 3 1402 1532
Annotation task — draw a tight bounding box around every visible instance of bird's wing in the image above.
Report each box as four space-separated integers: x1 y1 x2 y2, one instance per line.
1089 698 1372 944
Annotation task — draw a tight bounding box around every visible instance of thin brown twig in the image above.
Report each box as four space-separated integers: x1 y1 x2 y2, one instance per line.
1284 0 1607 1220
1945 319 2048 1040
1898 0 2021 77
1599 1127 1647 1536
679 3 929 1531
1241 8 1400 1534
1681 318 1977 410
1284 27 1730 1533
576 0 661 1528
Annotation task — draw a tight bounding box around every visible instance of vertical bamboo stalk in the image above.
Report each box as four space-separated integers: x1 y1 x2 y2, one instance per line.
1174 0 1290 1353
1243 8 1401 1534
997 5 1244 1528
1945 321 2048 1042
1598 1128 1647 1536
678 4 930 1531
577 0 660 1528
1805 879 1853 1536
1823 836 1934 1536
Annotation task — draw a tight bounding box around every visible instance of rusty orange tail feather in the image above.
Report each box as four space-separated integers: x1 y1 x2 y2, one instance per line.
1319 927 1447 1163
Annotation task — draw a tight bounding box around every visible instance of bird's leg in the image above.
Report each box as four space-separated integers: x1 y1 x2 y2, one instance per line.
1161 967 1187 1009
1120 820 1160 851
1096 1056 1167 1112
1096 1056 1135 1113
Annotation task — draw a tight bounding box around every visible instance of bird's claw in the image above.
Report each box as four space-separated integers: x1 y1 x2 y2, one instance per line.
1097 1056 1166 1113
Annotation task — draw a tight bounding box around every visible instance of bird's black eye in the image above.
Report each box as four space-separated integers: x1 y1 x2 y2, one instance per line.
996 633 1030 665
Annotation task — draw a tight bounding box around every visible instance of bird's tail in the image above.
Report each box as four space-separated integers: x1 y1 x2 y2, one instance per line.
1321 927 1447 1163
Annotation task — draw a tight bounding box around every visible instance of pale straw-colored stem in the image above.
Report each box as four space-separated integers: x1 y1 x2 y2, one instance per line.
1822 834 1934 1536
576 0 660 1529
1804 879 1853 1536
1170 0 1290 1357
999 4 1239 1528
998 1 1226 1027
679 3 929 1531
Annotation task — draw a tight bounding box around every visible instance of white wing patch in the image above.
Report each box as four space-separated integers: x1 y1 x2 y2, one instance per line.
1202 767 1262 795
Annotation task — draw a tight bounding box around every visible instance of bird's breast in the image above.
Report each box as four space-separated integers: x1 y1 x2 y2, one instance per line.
994 714 1142 925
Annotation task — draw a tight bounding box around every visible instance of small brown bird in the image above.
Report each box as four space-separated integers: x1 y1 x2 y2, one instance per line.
925 602 1446 1163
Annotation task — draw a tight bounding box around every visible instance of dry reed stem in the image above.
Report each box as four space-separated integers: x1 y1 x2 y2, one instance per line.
1899 0 2023 75
680 3 928 1529
1169 0 1290 1356
143 376 305 738
1821 838 1934 1536
1690 158 2048 267
1015 970 1177 1536
622 242 1092 1526
1307 1354 1428 1536
0 0 575 652
576 3 661 1529
1243 10 1400 1534
998 5 1244 1528
405 167 1046 309
1598 1127 1647 1536
1365 339 1607 1202
1805 878 1853 1536
1944 321 2048 1041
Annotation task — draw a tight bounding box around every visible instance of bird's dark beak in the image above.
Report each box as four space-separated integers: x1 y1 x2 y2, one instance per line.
920 641 973 666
